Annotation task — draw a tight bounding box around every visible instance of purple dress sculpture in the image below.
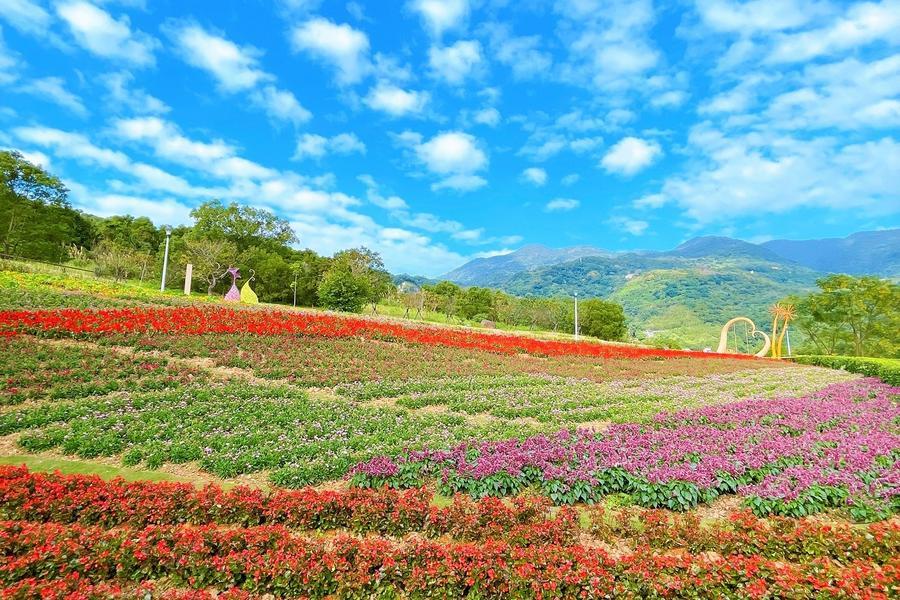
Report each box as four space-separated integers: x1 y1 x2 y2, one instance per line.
224 267 241 302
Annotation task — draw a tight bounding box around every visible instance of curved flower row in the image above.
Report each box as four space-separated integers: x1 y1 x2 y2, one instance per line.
2 467 898 565
2 520 898 599
0 306 755 361
352 379 900 517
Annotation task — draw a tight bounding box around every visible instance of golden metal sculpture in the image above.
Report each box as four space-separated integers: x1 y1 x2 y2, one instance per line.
716 317 771 357
768 302 795 359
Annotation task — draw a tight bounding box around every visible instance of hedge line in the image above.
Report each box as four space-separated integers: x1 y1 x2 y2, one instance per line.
792 355 900 385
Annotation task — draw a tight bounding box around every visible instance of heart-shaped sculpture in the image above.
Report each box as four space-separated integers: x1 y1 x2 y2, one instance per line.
716 317 771 357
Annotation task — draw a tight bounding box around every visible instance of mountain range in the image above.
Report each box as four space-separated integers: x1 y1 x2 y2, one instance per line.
440 229 899 348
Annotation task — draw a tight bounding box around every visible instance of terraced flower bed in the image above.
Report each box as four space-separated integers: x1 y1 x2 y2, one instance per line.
354 379 900 520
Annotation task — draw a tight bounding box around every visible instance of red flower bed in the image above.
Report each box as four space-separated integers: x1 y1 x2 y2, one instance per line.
2 468 899 598
2 520 897 599
0 306 755 361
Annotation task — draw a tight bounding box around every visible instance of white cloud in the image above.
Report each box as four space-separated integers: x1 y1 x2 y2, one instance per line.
16 77 88 116
101 71 170 114
694 0 821 34
56 0 158 66
650 89 688 108
409 0 470 37
16 149 51 170
556 0 660 92
293 132 366 160
0 0 52 36
561 173 579 186
364 82 429 116
415 131 487 175
81 194 193 225
473 107 500 126
768 1 900 64
601 136 662 175
250 85 312 125
521 167 547 186
169 24 269 92
545 198 580 212
0 28 18 84
608 216 648 235
291 18 370 84
169 24 310 125
431 173 486 191
636 124 900 223
766 55 900 130
486 24 552 80
428 40 482 84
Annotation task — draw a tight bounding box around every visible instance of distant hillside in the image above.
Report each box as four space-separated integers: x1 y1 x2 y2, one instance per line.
443 244 608 287
439 230 898 348
762 229 899 277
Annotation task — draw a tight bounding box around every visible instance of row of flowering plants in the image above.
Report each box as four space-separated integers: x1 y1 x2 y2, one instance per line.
3 466 898 565
0 305 755 361
2 519 898 598
352 379 900 520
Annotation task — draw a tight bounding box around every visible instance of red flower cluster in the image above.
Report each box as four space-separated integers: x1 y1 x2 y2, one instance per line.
0 306 755 361
2 468 899 598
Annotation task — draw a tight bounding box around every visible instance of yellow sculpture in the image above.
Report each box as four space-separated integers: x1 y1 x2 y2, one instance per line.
716 317 771 357
768 302 795 358
240 269 259 305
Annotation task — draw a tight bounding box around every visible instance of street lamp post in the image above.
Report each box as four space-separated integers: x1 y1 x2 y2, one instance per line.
160 227 172 292
574 292 579 341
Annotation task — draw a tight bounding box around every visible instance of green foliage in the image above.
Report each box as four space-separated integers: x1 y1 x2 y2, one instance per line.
0 150 88 261
189 200 297 253
791 275 899 358
318 253 372 312
791 355 900 385
578 298 626 341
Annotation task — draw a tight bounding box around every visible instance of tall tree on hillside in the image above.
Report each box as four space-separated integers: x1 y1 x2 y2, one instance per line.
290 250 331 306
0 151 83 260
190 200 297 253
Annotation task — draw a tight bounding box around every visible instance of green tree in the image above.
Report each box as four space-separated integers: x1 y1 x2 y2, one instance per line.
458 287 495 321
290 250 331 307
792 275 899 357
175 236 238 295
189 200 297 253
0 150 75 260
240 247 292 303
578 299 627 341
93 215 162 253
317 261 372 312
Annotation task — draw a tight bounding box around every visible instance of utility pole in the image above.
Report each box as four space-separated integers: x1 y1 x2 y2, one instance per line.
574 292 579 341
160 227 172 292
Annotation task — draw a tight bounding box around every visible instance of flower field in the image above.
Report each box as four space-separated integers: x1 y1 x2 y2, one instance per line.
1 293 898 597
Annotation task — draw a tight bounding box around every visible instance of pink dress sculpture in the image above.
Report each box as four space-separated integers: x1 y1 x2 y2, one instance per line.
224 267 241 302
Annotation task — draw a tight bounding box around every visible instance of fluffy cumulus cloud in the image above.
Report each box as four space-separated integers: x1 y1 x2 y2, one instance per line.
56 1 158 66
290 18 370 84
521 167 547 186
411 131 488 191
364 82 429 116
428 40 482 84
600 136 662 175
545 198 580 212
409 0 470 37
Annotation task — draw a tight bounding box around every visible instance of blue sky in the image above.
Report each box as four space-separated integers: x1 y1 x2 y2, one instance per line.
1 0 898 276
